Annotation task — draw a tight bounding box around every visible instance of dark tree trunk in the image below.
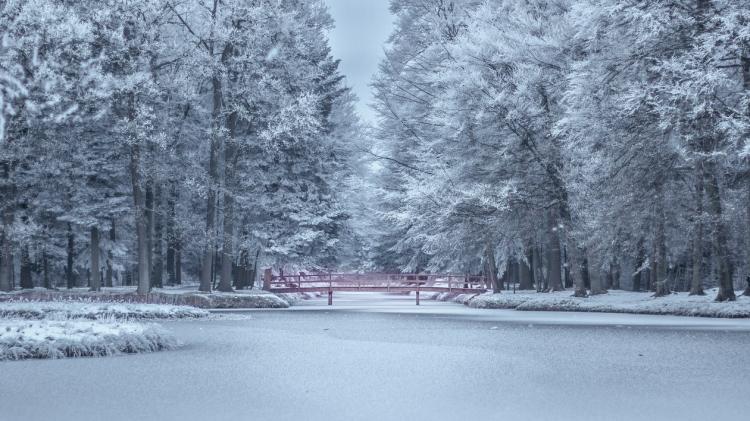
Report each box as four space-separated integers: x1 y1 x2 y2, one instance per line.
581 251 591 290
705 166 736 301
0 161 14 292
43 250 51 289
152 183 163 289
66 223 75 289
200 76 224 293
90 226 101 291
532 246 544 292
484 242 500 293
654 191 671 297
519 247 534 290
175 241 182 285
166 183 177 286
130 135 150 294
218 112 239 292
145 180 154 286
547 209 563 291
690 167 706 295
19 245 33 289
106 218 115 287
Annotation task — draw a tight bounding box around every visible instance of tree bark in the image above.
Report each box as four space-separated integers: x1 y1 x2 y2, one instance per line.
152 183 163 289
519 246 534 290
200 76 223 293
546 209 563 291
704 165 736 301
43 250 51 289
589 251 607 296
690 168 705 295
106 218 115 287
567 242 587 297
130 104 150 295
218 112 239 292
484 242 500 293
145 179 154 287
0 162 14 292
90 226 101 291
745 178 750 297
166 182 177 286
654 190 671 297
66 223 75 289
19 245 32 289
743 45 750 296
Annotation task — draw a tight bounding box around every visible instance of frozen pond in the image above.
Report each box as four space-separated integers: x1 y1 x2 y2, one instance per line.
2 293 749 421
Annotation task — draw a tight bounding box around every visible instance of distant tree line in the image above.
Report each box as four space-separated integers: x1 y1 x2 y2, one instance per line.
0 0 365 293
369 0 750 301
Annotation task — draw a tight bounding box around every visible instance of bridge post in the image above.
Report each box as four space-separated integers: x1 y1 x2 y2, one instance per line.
416 283 420 306
263 268 273 291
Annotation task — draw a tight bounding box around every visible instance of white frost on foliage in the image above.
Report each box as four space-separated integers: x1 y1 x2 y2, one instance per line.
459 289 750 318
0 301 209 320
0 320 177 361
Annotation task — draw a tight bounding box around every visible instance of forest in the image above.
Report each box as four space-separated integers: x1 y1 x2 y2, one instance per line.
2 0 750 303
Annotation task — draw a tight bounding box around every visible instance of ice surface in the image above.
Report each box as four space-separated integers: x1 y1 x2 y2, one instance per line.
1 293 748 420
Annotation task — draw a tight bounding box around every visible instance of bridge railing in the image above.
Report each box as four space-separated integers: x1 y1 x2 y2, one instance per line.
264 272 489 296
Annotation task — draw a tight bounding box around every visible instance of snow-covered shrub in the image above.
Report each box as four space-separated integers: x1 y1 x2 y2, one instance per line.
0 320 177 361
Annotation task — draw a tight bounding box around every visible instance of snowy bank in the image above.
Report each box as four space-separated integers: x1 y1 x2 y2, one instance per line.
0 301 208 321
0 320 177 361
453 289 750 318
0 288 290 309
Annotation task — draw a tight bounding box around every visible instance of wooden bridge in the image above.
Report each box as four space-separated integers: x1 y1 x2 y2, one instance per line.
263 272 489 305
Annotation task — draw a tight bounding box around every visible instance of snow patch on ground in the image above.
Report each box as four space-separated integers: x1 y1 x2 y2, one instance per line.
0 320 177 361
461 289 750 318
0 301 209 321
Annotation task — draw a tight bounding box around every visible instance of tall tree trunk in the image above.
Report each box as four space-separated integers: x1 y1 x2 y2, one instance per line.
200 76 223 293
654 190 671 297
175 241 182 285
589 252 607 296
43 249 51 289
106 218 115 287
690 168 706 295
145 180 154 286
19 245 32 289
745 178 750 297
218 112 239 293
90 226 101 291
633 238 644 291
705 165 736 301
152 183 163 289
611 257 621 290
744 47 750 295
567 241 587 297
166 183 177 286
0 162 14 292
581 250 591 290
66 223 75 289
130 128 150 294
484 242 500 293
532 246 544 292
519 246 533 290
546 208 563 291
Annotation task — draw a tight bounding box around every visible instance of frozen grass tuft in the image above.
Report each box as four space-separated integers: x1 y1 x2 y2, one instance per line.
0 301 209 321
0 320 178 361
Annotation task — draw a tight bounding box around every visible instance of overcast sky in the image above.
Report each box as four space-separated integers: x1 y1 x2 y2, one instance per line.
324 0 394 124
